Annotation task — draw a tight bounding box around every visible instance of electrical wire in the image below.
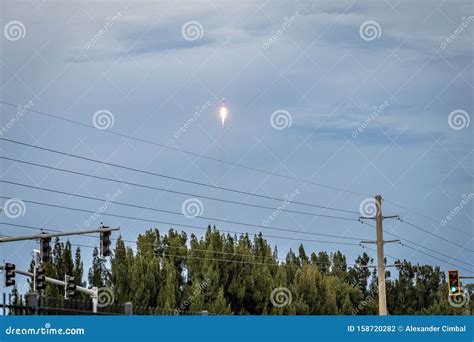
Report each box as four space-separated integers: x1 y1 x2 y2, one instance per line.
0 139 360 215
0 195 368 241
0 100 372 198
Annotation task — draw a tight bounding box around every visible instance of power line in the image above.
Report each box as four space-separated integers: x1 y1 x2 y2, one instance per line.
0 139 359 215
0 179 359 226
1 101 468 238
0 221 361 249
0 225 367 270
383 198 470 236
362 222 472 267
402 244 472 274
0 162 358 219
0 101 371 198
400 218 474 253
0 196 368 241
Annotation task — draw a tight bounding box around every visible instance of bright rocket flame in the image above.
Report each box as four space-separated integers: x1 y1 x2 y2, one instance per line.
220 105 228 127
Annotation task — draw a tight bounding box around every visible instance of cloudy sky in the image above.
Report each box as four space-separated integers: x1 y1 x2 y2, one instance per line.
0 0 472 290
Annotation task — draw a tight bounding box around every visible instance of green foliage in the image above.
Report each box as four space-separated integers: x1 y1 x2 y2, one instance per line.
23 228 471 315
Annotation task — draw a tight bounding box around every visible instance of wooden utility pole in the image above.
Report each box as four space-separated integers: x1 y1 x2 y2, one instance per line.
360 195 399 316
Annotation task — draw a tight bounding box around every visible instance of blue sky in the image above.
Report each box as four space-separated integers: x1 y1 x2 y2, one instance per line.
0 0 472 292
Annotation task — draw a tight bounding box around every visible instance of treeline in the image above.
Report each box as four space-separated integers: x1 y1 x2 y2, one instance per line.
15 225 472 315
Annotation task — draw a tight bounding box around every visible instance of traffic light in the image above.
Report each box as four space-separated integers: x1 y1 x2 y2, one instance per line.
64 275 76 299
447 270 461 296
100 228 111 257
4 263 15 287
35 266 46 290
40 236 52 263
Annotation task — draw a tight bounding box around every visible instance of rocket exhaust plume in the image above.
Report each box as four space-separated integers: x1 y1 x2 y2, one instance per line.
220 99 227 127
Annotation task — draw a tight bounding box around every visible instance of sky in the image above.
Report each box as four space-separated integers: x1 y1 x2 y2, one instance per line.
0 0 473 293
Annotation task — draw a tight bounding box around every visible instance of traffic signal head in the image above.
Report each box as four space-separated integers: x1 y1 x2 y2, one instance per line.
64 275 76 299
447 270 461 296
40 237 52 263
4 263 15 287
100 229 111 257
35 266 46 291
